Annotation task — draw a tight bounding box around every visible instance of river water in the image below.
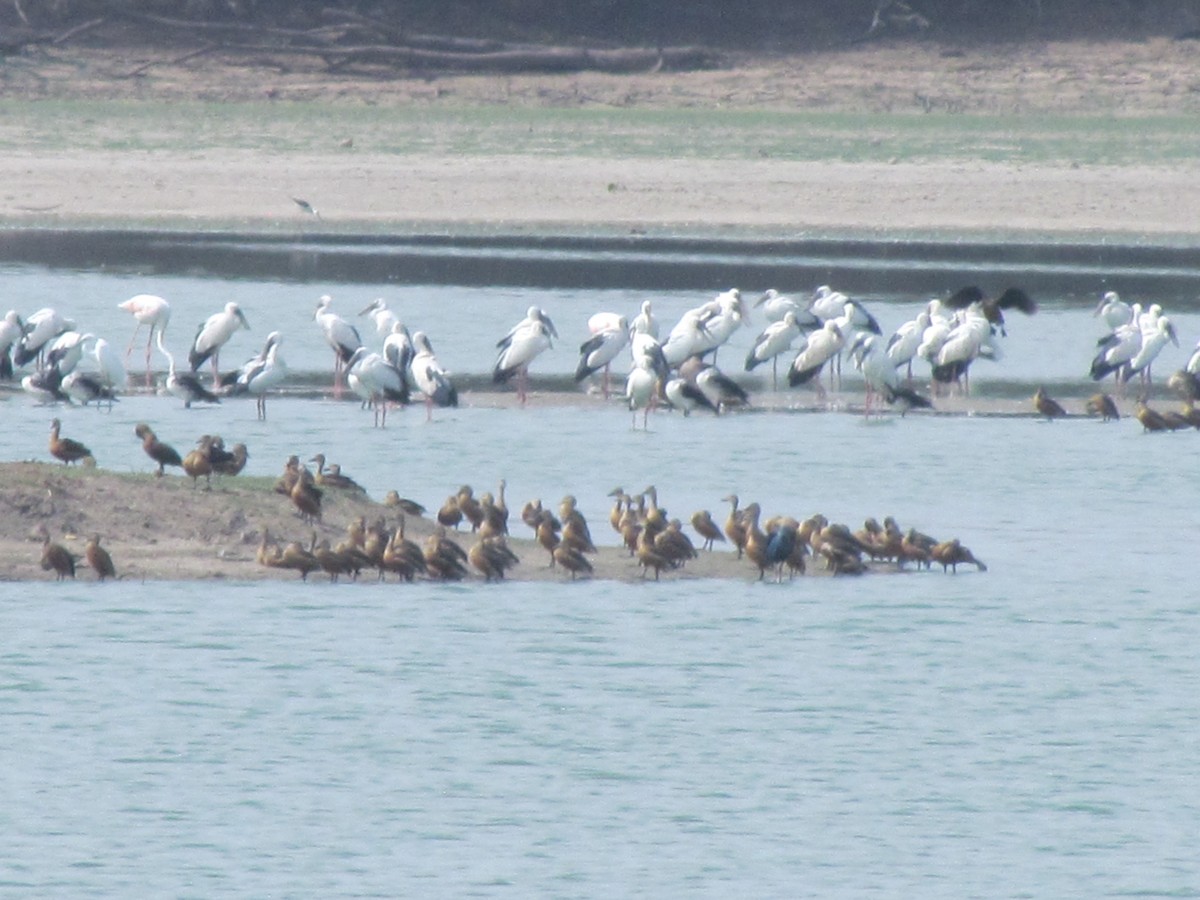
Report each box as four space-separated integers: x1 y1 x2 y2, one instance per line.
1 245 1199 896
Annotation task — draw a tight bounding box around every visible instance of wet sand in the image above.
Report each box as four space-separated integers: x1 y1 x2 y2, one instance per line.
3 461 947 584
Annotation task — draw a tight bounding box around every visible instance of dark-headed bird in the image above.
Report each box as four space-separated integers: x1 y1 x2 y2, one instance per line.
943 285 1037 337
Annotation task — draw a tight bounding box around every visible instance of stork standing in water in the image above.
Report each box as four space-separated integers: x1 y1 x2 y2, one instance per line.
0 310 24 380
410 331 458 421
575 315 629 399
189 301 250 386
14 307 74 370
314 294 362 398
117 294 171 385
228 332 287 420
626 333 669 430
849 332 932 417
359 297 400 337
494 305 557 407
787 319 845 400
345 346 408 427
745 310 805 390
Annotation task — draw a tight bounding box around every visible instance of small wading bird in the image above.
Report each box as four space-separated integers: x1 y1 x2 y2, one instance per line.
117 293 171 385
291 196 320 219
494 306 558 407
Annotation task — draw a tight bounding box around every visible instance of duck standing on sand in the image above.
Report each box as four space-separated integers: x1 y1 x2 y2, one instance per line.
49 418 92 466
134 423 183 476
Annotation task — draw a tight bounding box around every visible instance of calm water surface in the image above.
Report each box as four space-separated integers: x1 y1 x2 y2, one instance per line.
1 262 1199 896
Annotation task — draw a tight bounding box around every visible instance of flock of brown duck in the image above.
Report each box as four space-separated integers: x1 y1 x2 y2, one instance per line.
1032 380 1200 432
38 419 987 584
245 467 987 584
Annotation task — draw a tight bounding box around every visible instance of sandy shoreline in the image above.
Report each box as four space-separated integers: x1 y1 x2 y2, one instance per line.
6 152 1200 241
4 462 960 584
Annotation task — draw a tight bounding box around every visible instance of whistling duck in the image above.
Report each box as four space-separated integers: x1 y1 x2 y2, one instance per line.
930 539 988 573
690 510 725 551
37 525 75 580
49 418 92 466
553 543 594 580
84 535 116 581
1085 393 1119 422
1033 387 1068 420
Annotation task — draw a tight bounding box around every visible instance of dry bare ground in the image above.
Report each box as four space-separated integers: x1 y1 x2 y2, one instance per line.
1 462 939 584
2 37 1200 235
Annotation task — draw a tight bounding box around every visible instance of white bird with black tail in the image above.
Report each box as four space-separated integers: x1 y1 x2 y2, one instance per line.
745 310 805 390
849 332 932 417
0 309 23 380
346 346 409 427
189 301 250 384
14 307 74 370
410 331 458 421
314 294 362 398
575 315 629 398
225 331 287 420
158 331 220 408
787 319 845 399
494 305 558 407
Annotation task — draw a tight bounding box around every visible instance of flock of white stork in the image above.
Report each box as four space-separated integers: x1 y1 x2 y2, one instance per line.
2 283 1196 426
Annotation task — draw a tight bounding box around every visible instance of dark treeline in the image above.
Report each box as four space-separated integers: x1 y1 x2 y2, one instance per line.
6 1 1200 49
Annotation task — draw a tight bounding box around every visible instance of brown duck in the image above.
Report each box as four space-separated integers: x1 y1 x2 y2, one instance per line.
84 535 116 581
134 423 183 476
37 526 76 580
49 418 92 466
